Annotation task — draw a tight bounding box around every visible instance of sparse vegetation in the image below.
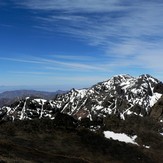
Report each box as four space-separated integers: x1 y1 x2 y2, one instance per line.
0 116 162 163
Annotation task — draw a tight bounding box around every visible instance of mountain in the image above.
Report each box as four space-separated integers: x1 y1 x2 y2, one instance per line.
0 89 66 107
54 74 163 121
0 74 163 122
0 74 163 162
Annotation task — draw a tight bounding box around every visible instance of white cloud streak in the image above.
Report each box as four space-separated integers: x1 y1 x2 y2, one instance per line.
15 0 126 12
50 54 95 61
13 0 163 73
0 55 110 72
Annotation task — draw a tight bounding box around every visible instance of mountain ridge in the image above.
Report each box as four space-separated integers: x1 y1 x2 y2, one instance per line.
0 89 66 107
0 74 163 122
0 74 163 162
54 74 163 120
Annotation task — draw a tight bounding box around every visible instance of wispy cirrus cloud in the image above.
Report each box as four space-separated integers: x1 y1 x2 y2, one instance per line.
12 0 163 75
14 0 126 12
0 57 44 64
0 55 110 72
50 54 95 61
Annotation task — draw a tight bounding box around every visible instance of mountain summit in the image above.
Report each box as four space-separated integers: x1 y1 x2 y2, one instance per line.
54 74 162 120
0 74 163 122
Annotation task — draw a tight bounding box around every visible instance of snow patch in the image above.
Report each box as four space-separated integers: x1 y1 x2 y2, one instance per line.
20 100 27 120
143 145 150 149
149 93 162 107
5 107 12 113
34 99 47 104
76 89 87 98
104 131 138 145
95 105 103 110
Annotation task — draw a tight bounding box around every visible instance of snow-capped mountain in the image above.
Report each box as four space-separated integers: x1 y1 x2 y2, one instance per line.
54 74 163 120
0 74 163 121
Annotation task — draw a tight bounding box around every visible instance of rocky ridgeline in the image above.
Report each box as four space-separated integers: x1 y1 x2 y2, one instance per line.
0 74 163 122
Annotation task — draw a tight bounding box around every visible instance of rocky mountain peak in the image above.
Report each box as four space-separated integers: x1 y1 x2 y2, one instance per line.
0 74 163 122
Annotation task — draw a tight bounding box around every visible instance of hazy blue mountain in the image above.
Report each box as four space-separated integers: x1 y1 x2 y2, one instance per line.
0 90 66 107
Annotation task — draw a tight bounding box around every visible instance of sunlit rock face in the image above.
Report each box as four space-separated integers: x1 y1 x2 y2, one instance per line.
0 74 163 121
50 74 163 120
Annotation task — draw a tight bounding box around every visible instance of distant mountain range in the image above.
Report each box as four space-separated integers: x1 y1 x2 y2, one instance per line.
0 90 66 107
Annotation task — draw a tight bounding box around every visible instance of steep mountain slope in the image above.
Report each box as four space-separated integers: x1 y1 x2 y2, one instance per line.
0 74 162 122
54 74 163 121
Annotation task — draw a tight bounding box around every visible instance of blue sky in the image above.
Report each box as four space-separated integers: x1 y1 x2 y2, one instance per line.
0 0 163 91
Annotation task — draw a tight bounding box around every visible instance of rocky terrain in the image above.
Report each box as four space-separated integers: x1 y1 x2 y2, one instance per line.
0 74 163 162
0 74 163 122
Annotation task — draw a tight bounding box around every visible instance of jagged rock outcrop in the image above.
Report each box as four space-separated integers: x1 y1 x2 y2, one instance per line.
0 74 163 121
0 97 57 121
53 74 163 120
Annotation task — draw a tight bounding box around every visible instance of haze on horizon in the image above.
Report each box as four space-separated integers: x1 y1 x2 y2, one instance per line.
0 0 163 91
